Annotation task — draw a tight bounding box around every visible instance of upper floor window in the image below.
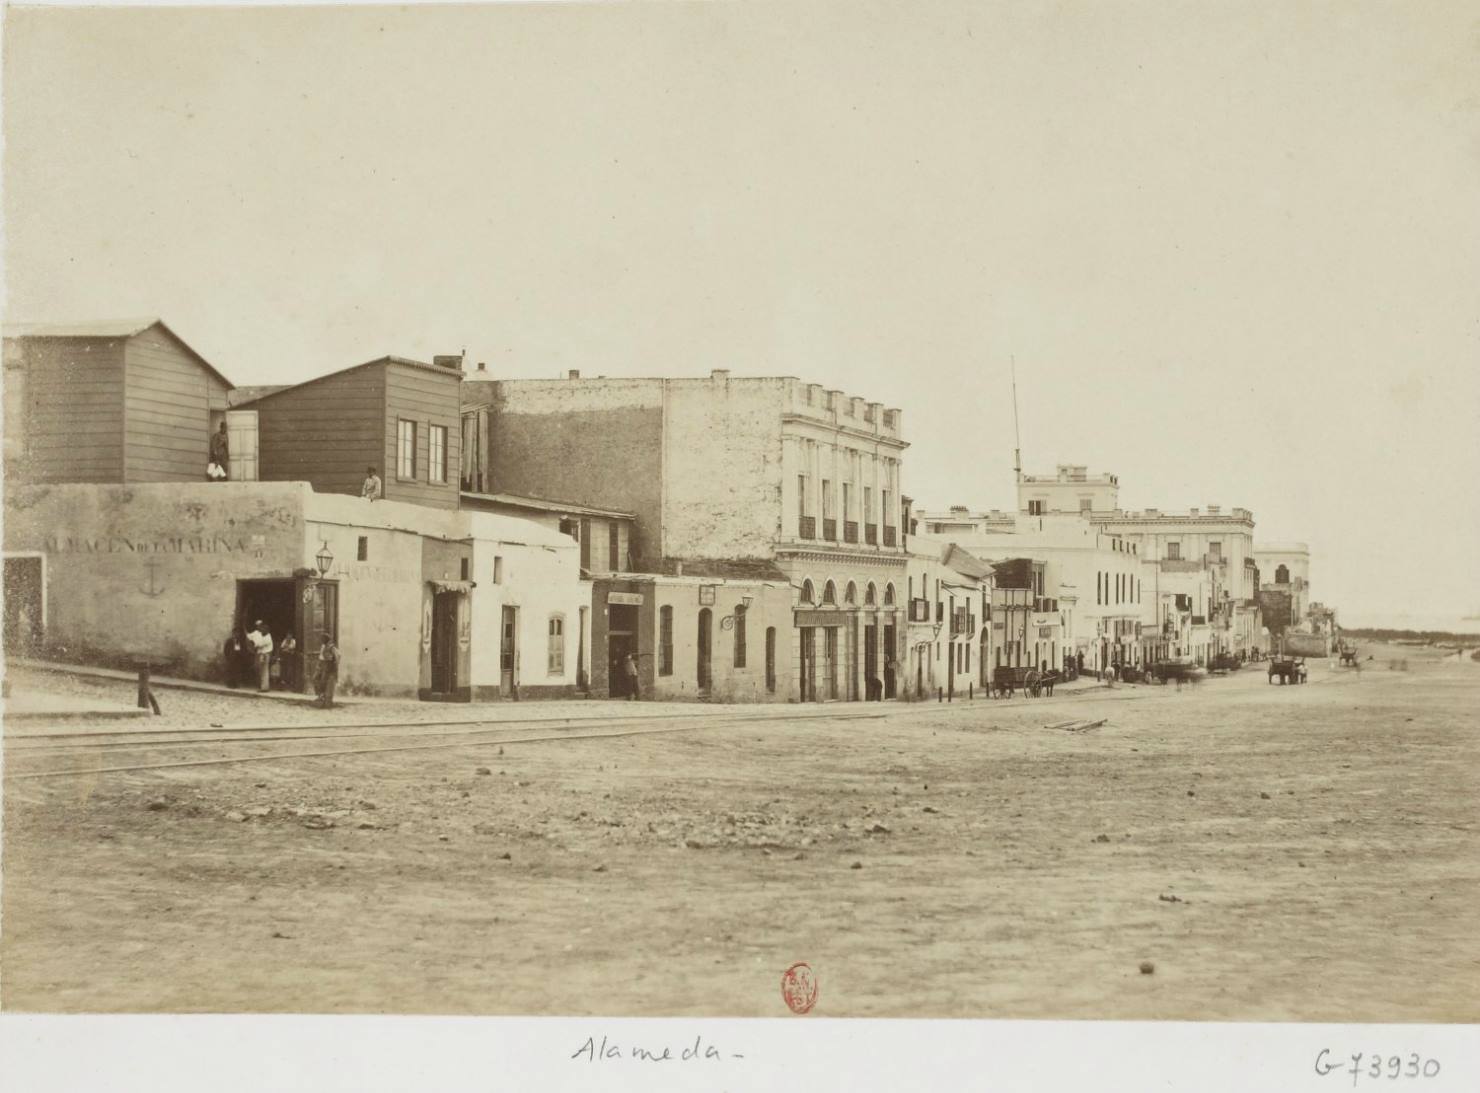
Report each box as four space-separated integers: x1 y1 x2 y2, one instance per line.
397 419 417 479
1209 541 1222 562
1080 497 1092 513
608 522 620 571
1275 564 1289 584
1028 500 1045 515
428 424 448 484
1166 542 1182 561
800 579 815 605
822 580 837 606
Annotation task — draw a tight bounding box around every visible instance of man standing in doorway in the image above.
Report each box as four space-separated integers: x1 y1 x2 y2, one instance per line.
361 466 382 501
622 652 640 700
247 620 273 692
314 630 340 708
278 631 298 691
210 421 230 480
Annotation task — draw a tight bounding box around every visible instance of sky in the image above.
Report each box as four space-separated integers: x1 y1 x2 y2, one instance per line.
4 0 1477 626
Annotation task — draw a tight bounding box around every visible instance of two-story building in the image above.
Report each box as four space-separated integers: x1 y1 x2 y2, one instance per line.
458 369 910 703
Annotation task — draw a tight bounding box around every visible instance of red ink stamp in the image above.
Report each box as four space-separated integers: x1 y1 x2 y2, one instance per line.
781 961 818 1015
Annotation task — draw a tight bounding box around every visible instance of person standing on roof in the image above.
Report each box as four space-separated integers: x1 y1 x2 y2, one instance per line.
210 421 230 480
361 466 382 501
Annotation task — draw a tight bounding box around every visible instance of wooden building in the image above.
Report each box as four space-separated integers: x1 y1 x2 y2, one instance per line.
235 355 463 509
2 318 233 485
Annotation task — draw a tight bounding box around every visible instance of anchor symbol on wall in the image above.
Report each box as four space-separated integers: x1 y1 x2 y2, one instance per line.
140 558 167 598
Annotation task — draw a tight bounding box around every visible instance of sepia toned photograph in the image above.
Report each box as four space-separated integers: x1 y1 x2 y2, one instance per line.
2 0 1477 1053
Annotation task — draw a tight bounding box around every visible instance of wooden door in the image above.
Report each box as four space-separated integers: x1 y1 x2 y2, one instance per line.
297 579 338 693
431 592 458 693
500 606 517 694
697 608 712 692
225 410 259 481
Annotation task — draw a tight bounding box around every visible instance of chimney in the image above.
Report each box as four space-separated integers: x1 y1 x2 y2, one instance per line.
476 361 487 373
1207 504 1221 515
568 369 581 380
433 355 463 371
1190 508 1200 516
711 368 730 380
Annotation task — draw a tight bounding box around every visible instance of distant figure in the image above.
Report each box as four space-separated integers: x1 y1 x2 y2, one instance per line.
1076 651 1085 676
223 629 246 687
279 632 298 691
210 421 230 478
866 674 883 701
361 466 383 501
247 620 273 692
622 652 640 700
314 631 340 708
883 656 897 699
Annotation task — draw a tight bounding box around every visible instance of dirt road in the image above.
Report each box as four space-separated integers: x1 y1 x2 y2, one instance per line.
4 646 1477 1019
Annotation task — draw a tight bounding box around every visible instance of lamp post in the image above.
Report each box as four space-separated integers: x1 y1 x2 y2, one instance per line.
315 541 335 578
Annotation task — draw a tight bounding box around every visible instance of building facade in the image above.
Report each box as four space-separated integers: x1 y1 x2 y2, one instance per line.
460 370 910 703
1256 542 1311 630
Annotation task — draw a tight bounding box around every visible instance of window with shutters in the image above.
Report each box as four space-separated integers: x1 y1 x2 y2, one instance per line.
547 615 565 675
659 606 673 676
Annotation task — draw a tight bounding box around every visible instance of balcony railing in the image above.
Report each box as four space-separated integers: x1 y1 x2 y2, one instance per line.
798 516 816 540
822 518 837 541
865 523 877 545
843 520 859 544
882 526 896 547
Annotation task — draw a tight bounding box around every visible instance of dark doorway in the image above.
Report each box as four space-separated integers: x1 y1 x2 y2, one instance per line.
501 605 518 695
883 622 897 698
697 608 712 693
237 578 336 693
765 627 777 693
799 626 816 702
607 602 637 698
430 591 459 695
823 627 839 700
3 555 44 657
864 621 879 700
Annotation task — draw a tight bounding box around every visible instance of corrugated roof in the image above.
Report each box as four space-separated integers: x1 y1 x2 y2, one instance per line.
461 491 636 522
227 385 291 406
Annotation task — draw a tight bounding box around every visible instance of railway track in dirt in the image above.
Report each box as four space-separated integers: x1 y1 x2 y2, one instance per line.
3 706 886 780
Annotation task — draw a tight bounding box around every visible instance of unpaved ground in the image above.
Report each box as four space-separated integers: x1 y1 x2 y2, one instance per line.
3 646 1477 1019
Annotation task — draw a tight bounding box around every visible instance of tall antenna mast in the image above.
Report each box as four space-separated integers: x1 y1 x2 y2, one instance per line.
1010 354 1022 482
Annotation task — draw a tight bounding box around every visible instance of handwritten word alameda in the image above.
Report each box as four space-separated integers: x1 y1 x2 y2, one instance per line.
571 1035 744 1064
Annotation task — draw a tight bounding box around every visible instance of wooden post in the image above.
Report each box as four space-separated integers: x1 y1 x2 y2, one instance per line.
137 666 161 716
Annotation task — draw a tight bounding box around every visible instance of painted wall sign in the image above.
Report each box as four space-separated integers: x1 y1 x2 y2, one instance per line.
794 610 845 628
43 534 250 554
608 592 644 606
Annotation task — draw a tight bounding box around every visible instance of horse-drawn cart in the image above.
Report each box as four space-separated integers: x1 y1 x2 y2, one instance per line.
993 665 1055 698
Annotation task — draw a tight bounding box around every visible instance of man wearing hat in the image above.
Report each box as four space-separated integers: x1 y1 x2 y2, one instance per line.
246 620 274 692
314 630 340 708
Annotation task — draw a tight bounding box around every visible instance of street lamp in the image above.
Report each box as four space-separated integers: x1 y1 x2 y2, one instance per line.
315 541 335 577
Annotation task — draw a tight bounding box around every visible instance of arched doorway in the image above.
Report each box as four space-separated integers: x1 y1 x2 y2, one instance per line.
697 608 712 694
